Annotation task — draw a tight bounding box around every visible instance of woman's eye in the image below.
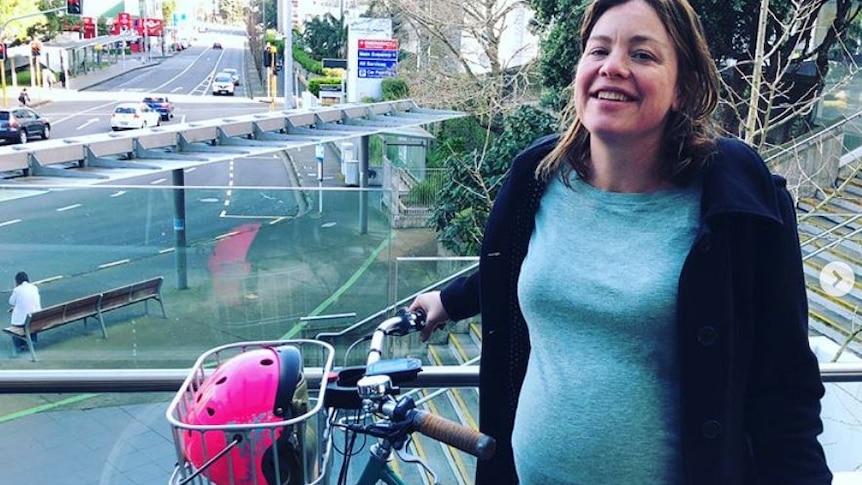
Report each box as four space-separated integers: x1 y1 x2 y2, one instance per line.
632 51 656 61
588 47 608 56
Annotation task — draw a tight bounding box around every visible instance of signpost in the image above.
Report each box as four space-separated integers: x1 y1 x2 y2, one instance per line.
346 18 393 102
356 39 398 79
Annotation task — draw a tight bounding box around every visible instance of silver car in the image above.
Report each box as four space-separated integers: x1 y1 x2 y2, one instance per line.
212 73 235 96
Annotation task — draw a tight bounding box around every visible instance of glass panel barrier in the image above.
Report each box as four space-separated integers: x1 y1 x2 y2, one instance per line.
0 182 474 369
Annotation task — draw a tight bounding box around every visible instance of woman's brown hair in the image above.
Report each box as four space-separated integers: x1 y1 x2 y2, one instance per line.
536 0 720 186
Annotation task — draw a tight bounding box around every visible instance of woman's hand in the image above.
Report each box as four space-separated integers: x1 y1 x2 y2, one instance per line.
409 291 450 342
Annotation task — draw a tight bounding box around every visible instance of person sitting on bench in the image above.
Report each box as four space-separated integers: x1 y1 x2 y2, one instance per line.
9 271 41 352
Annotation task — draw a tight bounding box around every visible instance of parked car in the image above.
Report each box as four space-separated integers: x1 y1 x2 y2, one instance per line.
0 107 50 144
110 102 161 131
220 68 240 85
212 42 222 50
142 95 174 121
212 73 235 96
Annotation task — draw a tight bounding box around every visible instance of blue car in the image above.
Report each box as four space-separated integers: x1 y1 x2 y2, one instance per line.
0 107 50 144
142 96 174 121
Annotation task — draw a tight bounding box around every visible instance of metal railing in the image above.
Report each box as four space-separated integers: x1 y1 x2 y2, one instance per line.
0 363 858 394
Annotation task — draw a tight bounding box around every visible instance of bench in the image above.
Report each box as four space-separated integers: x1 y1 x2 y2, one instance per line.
4 276 167 362
99 276 166 319
4 294 104 362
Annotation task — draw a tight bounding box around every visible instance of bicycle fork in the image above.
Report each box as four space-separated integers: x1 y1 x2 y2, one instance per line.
358 439 440 485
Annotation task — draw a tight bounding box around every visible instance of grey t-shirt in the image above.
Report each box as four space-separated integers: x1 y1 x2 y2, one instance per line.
513 173 700 484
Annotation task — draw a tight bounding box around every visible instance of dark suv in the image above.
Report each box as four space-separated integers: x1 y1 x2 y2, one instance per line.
142 96 174 121
0 107 50 144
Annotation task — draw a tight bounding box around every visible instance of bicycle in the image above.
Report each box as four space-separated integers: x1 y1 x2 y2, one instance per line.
165 309 495 485
323 309 495 485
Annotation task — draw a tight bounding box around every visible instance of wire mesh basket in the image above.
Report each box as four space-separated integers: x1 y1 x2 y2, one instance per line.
166 339 335 485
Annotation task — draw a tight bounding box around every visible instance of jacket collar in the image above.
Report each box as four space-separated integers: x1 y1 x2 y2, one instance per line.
699 137 784 225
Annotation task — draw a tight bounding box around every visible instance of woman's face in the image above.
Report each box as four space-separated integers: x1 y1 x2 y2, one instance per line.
574 0 680 148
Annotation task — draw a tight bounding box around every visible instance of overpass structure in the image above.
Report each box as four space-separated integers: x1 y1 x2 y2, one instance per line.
0 99 465 289
0 99 464 183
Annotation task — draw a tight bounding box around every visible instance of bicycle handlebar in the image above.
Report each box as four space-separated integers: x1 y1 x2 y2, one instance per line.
411 408 496 460
366 308 427 367
356 308 497 461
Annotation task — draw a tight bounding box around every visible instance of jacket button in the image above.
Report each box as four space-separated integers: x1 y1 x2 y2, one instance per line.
701 420 721 439
697 326 717 346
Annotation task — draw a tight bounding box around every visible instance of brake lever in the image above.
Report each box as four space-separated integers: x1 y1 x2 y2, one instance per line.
395 436 441 485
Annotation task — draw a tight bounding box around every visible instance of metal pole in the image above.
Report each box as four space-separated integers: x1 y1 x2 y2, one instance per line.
358 135 369 234
0 60 6 107
283 0 295 109
172 168 188 289
316 143 325 213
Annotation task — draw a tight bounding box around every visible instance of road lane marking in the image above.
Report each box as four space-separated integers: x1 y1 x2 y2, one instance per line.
56 204 81 212
33 275 63 285
110 191 126 197
99 259 131 269
76 118 99 130
0 219 22 227
150 178 167 184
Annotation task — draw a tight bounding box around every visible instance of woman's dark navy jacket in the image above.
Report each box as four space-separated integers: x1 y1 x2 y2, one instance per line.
439 135 832 484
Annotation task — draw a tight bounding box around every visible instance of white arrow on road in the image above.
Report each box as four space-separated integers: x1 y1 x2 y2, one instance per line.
77 118 99 130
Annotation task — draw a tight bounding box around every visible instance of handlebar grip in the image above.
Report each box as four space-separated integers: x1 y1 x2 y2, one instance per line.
411 409 496 460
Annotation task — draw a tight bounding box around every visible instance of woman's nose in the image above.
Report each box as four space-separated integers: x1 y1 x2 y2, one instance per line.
599 50 630 78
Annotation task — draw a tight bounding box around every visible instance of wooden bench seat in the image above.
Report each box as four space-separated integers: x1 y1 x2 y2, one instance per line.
4 293 104 362
99 276 166 318
4 276 167 362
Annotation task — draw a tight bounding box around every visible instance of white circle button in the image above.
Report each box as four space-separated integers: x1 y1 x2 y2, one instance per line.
820 261 855 297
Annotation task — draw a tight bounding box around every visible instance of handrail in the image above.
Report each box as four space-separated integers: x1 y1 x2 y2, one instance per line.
800 213 862 248
763 110 862 164
314 262 479 342
0 363 857 394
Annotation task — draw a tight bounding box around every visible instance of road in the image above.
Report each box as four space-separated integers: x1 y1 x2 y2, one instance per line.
0 31 419 343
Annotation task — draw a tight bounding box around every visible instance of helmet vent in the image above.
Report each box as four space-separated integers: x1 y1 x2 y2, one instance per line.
215 376 227 385
206 407 216 417
259 358 274 366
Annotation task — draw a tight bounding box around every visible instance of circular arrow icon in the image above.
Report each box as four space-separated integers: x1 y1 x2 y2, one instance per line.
820 261 855 297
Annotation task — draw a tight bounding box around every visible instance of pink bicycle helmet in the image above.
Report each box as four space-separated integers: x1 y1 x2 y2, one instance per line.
183 345 304 485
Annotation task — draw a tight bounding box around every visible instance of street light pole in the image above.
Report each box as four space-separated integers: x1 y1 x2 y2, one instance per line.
282 0 295 109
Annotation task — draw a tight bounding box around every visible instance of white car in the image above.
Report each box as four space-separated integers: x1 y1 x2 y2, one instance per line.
212 73 235 96
220 68 240 85
110 102 161 131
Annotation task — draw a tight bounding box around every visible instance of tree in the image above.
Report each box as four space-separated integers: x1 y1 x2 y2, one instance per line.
431 106 557 255
529 0 862 146
379 0 540 124
300 13 346 60
693 0 862 148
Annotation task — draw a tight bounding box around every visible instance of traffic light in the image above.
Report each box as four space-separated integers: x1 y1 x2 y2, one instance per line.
263 45 273 67
0 43 6 61
66 0 82 15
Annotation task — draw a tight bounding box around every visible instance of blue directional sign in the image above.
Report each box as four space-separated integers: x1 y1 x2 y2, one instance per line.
356 38 398 79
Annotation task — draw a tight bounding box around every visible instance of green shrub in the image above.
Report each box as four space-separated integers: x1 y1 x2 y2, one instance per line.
307 77 343 96
381 78 409 100
292 46 324 75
